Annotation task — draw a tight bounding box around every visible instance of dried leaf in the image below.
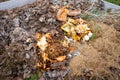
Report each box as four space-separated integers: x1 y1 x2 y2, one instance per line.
50 5 58 10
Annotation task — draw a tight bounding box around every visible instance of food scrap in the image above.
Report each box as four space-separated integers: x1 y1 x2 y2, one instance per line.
61 18 93 41
36 33 51 51
35 33 70 70
57 6 81 21
56 6 69 22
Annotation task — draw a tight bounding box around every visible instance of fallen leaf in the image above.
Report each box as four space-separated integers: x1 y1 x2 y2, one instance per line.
50 5 58 10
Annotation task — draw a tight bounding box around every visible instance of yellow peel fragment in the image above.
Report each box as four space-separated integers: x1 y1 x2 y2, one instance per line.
61 18 92 41
56 56 66 62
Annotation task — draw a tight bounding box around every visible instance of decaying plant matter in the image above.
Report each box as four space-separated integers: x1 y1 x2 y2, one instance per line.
35 33 70 70
56 6 81 21
1 0 119 80
61 18 93 41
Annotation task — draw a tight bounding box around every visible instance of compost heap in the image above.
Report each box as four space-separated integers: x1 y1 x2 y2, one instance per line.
0 0 104 79
34 8 93 79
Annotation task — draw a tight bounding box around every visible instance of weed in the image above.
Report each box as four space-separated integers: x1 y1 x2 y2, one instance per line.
91 26 101 40
25 74 38 80
80 13 93 20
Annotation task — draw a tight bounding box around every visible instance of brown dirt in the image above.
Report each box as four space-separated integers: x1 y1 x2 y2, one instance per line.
69 22 120 80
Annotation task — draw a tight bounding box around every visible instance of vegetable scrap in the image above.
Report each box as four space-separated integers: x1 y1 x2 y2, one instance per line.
35 33 70 70
57 6 81 21
36 33 51 51
61 18 93 41
56 6 69 22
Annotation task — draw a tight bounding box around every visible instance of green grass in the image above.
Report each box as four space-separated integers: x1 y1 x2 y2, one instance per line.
106 0 120 5
25 74 38 80
91 26 101 41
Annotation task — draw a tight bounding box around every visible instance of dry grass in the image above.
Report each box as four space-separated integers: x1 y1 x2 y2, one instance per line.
69 22 120 79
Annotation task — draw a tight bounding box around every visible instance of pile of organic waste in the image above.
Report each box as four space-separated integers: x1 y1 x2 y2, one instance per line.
0 0 120 80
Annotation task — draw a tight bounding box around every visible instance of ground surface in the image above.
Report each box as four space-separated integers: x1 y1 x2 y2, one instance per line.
0 0 120 80
70 22 120 80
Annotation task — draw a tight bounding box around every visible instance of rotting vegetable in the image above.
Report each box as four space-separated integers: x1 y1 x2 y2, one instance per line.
61 18 93 41
57 6 81 21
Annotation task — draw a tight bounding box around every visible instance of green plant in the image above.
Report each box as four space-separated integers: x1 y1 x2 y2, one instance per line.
91 26 101 40
25 74 38 80
80 13 93 20
106 0 120 5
